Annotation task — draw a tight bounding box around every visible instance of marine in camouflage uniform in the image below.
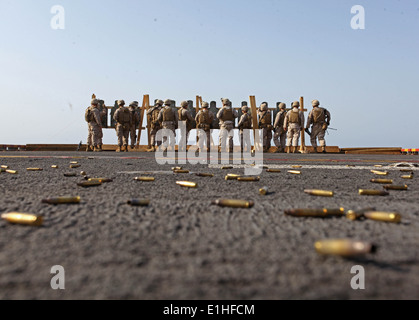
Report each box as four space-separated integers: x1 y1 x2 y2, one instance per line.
128 101 141 150
195 102 214 152
305 100 331 153
113 100 132 152
284 101 305 153
157 99 178 150
178 101 194 152
257 102 273 153
216 98 238 153
147 100 163 152
237 105 252 153
85 99 103 152
273 103 287 153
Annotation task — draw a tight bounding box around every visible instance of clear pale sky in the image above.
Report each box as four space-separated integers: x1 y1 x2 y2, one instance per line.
1 0 418 148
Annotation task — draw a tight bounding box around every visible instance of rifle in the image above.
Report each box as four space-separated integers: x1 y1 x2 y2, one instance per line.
305 128 311 136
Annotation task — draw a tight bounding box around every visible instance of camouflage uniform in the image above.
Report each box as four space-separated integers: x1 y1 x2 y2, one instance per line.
237 106 252 152
217 99 238 152
178 101 194 152
257 102 272 152
273 103 287 153
113 100 132 152
305 100 331 153
157 100 178 150
128 102 140 149
147 100 163 151
284 101 305 153
195 102 214 152
86 99 103 152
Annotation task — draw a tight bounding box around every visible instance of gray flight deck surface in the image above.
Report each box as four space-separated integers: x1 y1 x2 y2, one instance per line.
0 151 418 300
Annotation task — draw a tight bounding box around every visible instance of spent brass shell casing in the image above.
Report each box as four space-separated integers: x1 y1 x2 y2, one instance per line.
1 165 9 169
370 179 393 184
225 175 241 180
70 164 81 168
400 169 413 173
288 170 301 175
304 189 334 197
221 166 233 170
292 165 302 168
176 181 197 188
173 170 190 174
77 180 102 187
346 207 376 221
370 170 388 176
284 208 345 217
1 212 43 226
212 199 254 208
6 170 18 174
80 171 87 176
42 196 81 204
314 239 375 257
266 169 281 173
358 189 389 196
51 165 59 169
374 165 383 168
64 172 77 177
70 161 79 164
364 211 401 223
401 175 413 179
195 173 214 177
171 167 182 171
134 176 155 182
88 178 113 183
259 187 269 195
26 168 43 171
383 184 408 191
237 176 260 182
127 199 150 206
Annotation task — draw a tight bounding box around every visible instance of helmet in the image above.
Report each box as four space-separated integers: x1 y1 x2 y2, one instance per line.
260 102 268 111
129 101 137 107
292 101 300 108
202 101 209 108
117 100 125 106
221 98 231 106
133 101 139 107
278 102 286 109
164 99 171 106
156 99 164 106
241 105 249 112
312 100 320 106
180 101 188 108
91 99 99 106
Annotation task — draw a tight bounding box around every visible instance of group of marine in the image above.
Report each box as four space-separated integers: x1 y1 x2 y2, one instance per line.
85 98 331 153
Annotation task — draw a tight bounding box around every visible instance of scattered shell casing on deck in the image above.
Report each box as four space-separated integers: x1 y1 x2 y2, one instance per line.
346 207 375 221
292 165 302 168
134 176 155 182
1 165 9 169
400 169 413 173
171 167 182 171
314 239 375 257
266 169 281 173
195 173 214 177
288 170 301 175
304 189 334 197
176 181 197 188
173 170 190 174
70 161 78 164
284 208 345 217
401 175 413 179
51 165 59 169
1 212 43 226
370 170 388 176
370 179 393 184
225 174 241 180
127 199 150 206
259 187 269 195
64 172 77 177
221 166 233 170
364 211 401 223
26 168 43 171
383 184 408 191
358 189 389 196
237 176 260 182
70 164 81 168
80 171 87 176
77 180 102 187
6 170 18 174
374 165 383 168
212 199 254 208
88 178 113 183
42 196 81 204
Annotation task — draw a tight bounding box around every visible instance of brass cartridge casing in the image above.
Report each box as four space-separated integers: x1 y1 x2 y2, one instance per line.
358 189 389 196
383 184 408 191
221 166 233 169
370 179 393 184
346 207 376 221
42 196 81 204
88 178 113 183
70 161 78 164
171 167 182 171
134 177 155 182
195 173 214 177
285 208 345 217
292 165 302 168
127 199 150 206
1 165 9 169
64 172 77 177
77 180 102 187
70 164 81 168
80 171 87 176
401 175 413 179
225 175 241 180
1 212 43 226
374 165 383 168
266 169 281 173
26 168 43 171
51 165 59 168
364 211 401 223
237 176 260 182
212 199 254 208
370 170 388 176
6 170 18 174
288 170 301 175
173 170 190 173
304 189 334 197
400 169 413 173
176 181 197 188
259 187 269 195
314 239 375 257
